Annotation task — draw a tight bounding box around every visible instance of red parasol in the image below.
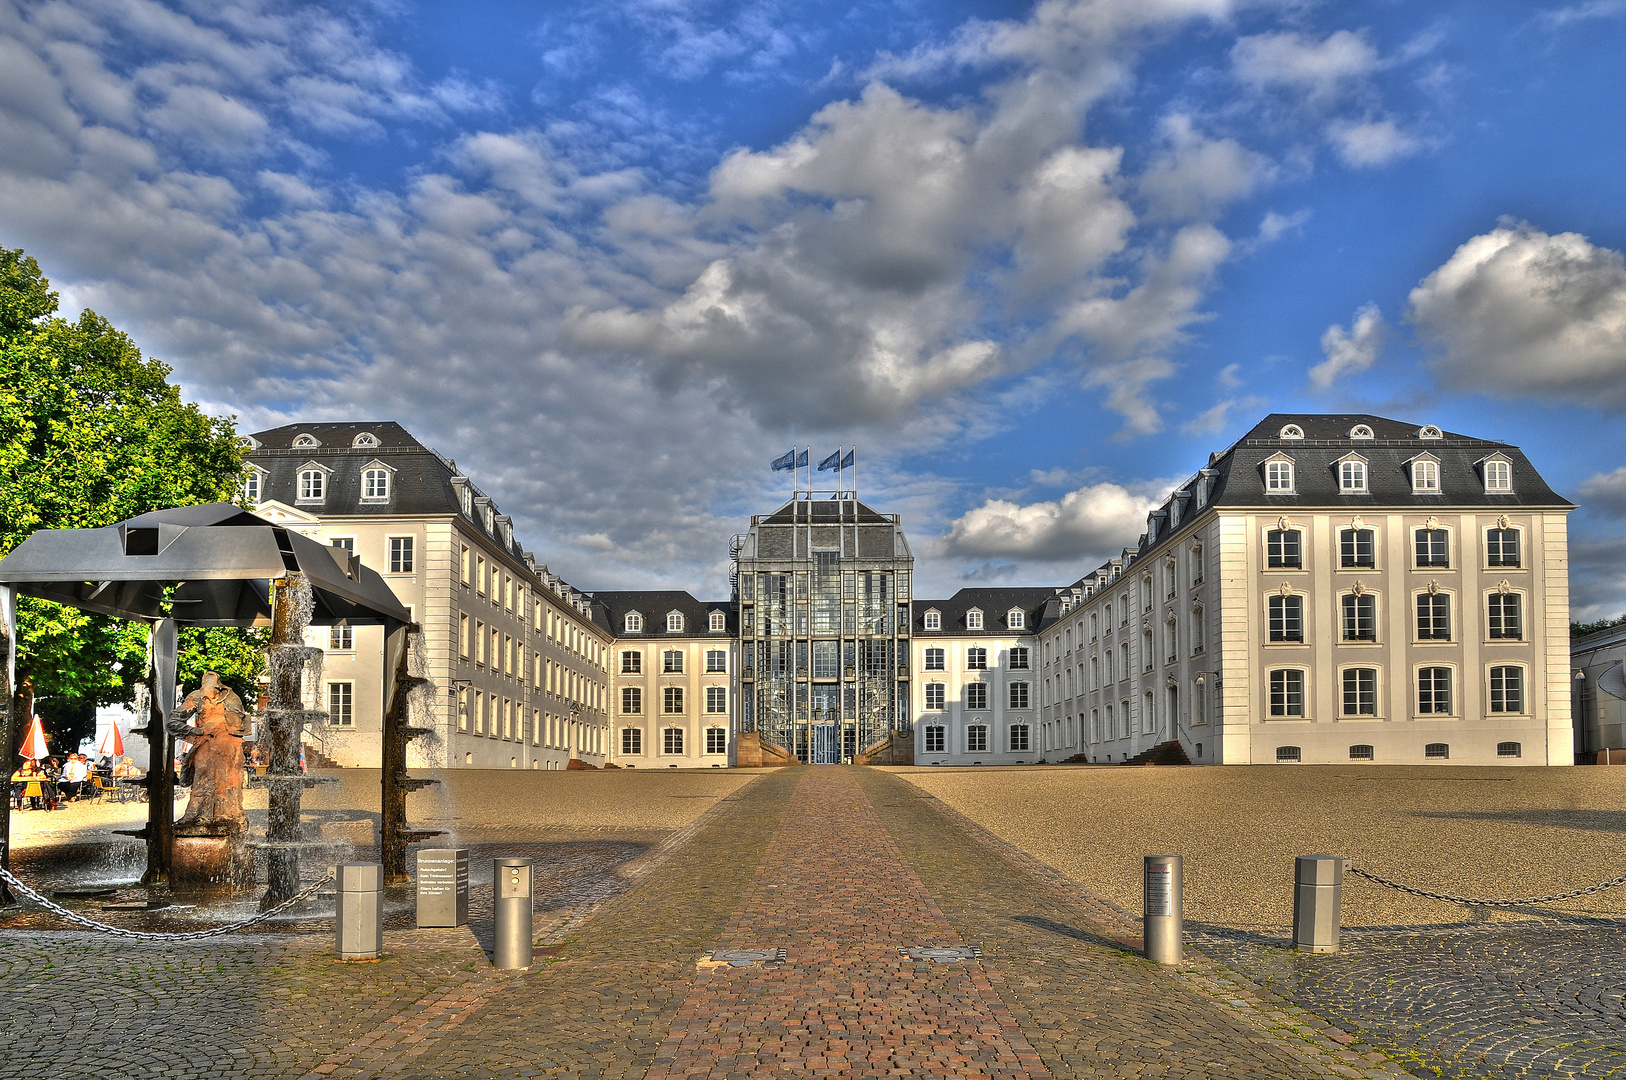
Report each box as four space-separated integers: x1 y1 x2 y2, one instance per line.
97 724 124 758
18 714 49 760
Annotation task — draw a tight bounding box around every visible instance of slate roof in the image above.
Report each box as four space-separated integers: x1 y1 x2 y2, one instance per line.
592 591 736 638
913 588 1060 635
757 498 895 524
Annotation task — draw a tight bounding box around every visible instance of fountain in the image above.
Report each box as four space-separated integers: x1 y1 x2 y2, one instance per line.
380 627 443 883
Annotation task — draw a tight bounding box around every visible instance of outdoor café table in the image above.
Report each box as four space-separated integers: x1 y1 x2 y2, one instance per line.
14 779 58 807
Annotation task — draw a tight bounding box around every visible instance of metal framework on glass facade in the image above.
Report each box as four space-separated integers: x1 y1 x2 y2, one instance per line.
734 489 913 764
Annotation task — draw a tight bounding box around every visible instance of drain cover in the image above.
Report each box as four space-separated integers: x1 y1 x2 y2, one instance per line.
709 948 787 966
901 946 982 963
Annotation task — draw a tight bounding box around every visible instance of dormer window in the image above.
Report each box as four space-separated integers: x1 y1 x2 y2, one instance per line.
1338 455 1368 493
1008 608 1025 630
966 609 984 630
1482 457 1513 493
297 465 329 503
1349 424 1374 439
361 466 391 501
923 609 941 631
1418 425 1443 439
292 433 319 449
1279 424 1304 439
1410 456 1441 494
625 612 643 633
243 468 264 504
352 432 379 448
709 611 726 632
667 612 684 633
1265 456 1295 493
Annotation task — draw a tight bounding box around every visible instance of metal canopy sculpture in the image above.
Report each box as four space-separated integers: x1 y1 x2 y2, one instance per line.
0 503 412 898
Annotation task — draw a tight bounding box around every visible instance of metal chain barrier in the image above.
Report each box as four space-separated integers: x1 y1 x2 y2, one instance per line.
1348 865 1626 908
0 863 333 941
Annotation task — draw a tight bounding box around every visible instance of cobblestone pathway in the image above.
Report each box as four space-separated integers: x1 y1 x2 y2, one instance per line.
4 766 1622 1078
1194 922 1626 1079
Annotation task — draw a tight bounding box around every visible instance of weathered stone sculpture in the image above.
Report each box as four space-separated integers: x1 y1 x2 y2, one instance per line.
166 672 252 890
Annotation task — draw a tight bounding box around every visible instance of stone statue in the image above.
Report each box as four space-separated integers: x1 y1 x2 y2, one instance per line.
167 672 249 838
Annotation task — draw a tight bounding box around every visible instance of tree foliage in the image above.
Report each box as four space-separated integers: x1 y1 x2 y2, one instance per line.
1 247 258 748
1573 613 1626 639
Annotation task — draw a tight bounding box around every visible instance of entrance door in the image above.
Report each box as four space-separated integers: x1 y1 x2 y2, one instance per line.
811 723 839 764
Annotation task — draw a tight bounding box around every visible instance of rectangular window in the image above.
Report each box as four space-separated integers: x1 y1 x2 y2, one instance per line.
924 726 945 753
966 647 988 670
663 686 684 714
1425 742 1450 759
1266 460 1294 491
1340 529 1375 568
925 683 945 710
1416 593 1452 640
1487 528 1521 567
1484 460 1512 492
329 625 354 651
621 650 641 674
387 536 414 573
1349 744 1374 760
476 620 486 664
244 471 260 503
475 557 486 594
1267 530 1302 569
1268 595 1304 642
965 683 988 710
1009 682 1030 710
924 647 945 671
1489 666 1524 713
663 650 684 674
706 686 727 714
457 690 469 732
1341 593 1376 641
1488 593 1522 639
1269 669 1304 717
622 687 642 714
460 545 471 584
663 727 684 755
1413 459 1440 492
1009 646 1030 670
1340 460 1367 492
298 470 325 501
1415 529 1449 567
706 649 727 674
967 725 988 752
706 728 727 754
812 640 839 679
622 727 642 755
1341 668 1377 715
1009 725 1030 752
1497 740 1522 758
328 682 353 726
1418 667 1453 714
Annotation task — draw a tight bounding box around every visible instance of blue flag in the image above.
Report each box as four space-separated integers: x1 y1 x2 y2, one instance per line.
770 449 796 472
797 448 809 468
841 448 854 469
817 450 841 472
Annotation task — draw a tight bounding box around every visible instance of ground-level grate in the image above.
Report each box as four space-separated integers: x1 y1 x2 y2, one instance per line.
901 945 982 962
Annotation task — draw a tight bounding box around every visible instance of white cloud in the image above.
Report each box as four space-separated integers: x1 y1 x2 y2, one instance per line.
1579 466 1626 518
1408 221 1626 408
1231 29 1380 100
1308 301 1386 390
1540 1 1626 28
936 480 1164 562
1327 118 1420 167
1256 208 1310 244
1138 114 1275 222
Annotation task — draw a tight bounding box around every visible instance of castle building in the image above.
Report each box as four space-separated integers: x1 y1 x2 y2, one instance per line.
243 422 612 770
909 589 1054 765
1037 414 1576 766
595 592 736 768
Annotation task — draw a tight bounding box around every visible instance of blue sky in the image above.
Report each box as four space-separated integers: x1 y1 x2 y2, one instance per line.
2 0 1625 611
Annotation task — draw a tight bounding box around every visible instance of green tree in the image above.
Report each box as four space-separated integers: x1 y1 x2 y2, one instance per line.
1 247 257 750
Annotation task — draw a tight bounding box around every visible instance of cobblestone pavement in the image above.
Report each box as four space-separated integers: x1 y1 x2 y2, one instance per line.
4 765 1622 1078
1193 921 1626 1079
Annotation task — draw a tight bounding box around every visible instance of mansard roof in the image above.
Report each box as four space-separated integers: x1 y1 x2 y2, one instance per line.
913 588 1060 635
592 591 736 638
757 497 896 525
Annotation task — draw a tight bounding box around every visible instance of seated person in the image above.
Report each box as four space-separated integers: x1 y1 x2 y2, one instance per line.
11 760 52 811
60 753 90 801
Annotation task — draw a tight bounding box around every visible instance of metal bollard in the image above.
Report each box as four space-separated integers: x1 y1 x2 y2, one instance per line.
1143 854 1183 965
335 862 384 960
493 858 534 969
1292 854 1343 953
416 848 470 928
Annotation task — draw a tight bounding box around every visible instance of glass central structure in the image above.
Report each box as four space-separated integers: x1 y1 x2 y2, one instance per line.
734 496 913 763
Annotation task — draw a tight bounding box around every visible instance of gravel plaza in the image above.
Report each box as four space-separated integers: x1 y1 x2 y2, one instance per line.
1 763 1624 1079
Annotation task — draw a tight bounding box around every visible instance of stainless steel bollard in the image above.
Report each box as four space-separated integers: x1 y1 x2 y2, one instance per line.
1292 854 1343 953
493 858 534 970
335 862 384 960
1143 854 1183 965
416 848 470 928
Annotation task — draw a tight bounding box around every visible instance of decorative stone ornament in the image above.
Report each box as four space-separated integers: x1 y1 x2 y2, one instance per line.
1498 514 1511 530
1352 581 1366 597
1427 580 1442 595
1350 516 1365 530
1498 579 1514 595
1425 516 1440 530
1279 581 1294 597
1278 516 1291 532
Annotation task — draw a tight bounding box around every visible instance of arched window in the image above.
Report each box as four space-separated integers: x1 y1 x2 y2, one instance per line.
1418 425 1443 439
1279 424 1304 439
667 612 684 632
292 433 319 448
297 468 325 502
1349 424 1374 439
709 611 726 632
1276 745 1301 762
624 612 643 633
352 432 378 448
362 468 390 500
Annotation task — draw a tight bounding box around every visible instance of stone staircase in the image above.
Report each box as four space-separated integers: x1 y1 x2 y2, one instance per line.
1121 740 1192 766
